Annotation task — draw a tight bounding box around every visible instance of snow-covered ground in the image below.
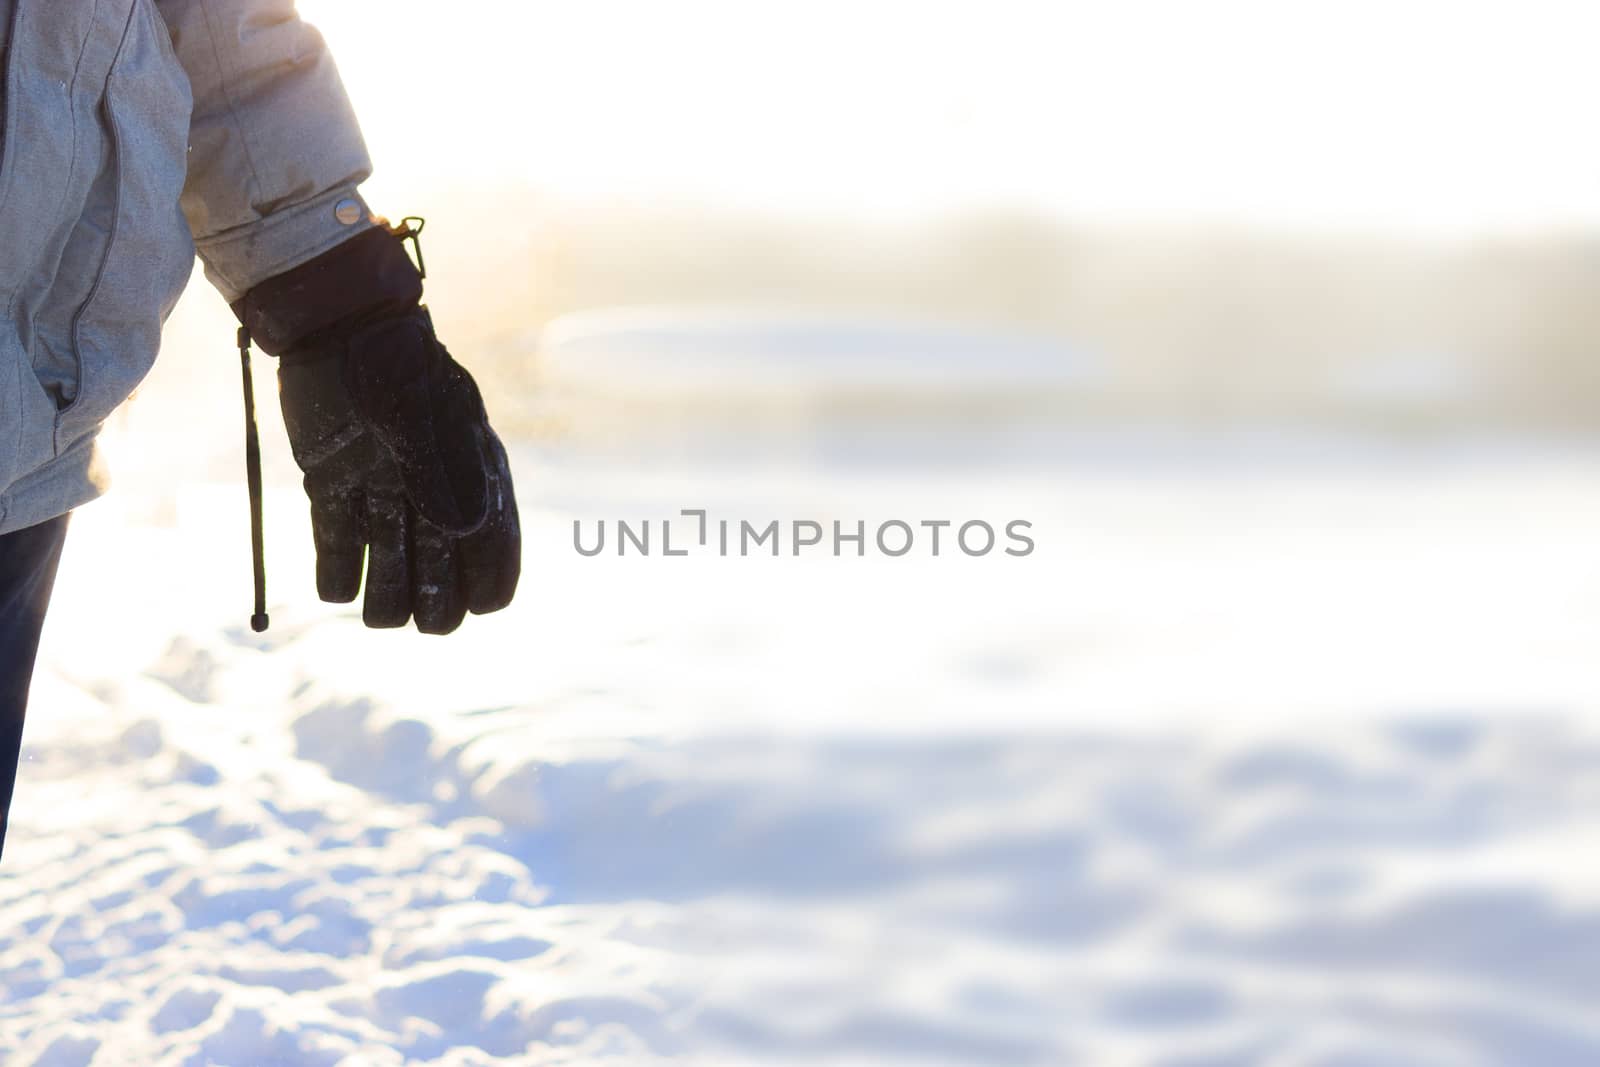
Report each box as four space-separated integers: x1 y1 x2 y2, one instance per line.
8 304 1600 1063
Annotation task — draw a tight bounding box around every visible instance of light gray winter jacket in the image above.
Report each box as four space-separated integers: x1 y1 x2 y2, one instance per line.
0 0 376 534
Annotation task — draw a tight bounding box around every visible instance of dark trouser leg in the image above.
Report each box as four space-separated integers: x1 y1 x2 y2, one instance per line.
0 513 70 861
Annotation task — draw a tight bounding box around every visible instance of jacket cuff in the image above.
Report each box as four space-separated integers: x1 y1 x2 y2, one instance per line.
231 226 425 357
197 185 380 304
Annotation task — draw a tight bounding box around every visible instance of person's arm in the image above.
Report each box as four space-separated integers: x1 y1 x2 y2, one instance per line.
154 0 376 302
156 0 521 634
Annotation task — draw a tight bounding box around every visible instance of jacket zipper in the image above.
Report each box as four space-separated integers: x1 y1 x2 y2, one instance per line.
0 1 19 173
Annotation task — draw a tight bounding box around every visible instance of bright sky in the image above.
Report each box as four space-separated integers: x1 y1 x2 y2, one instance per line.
299 0 1600 233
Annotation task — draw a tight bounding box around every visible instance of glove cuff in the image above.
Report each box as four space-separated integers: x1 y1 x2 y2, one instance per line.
231 227 424 357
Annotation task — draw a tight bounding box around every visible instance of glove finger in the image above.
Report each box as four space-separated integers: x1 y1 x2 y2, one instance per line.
411 519 467 636
459 434 521 615
363 494 412 629
306 483 364 604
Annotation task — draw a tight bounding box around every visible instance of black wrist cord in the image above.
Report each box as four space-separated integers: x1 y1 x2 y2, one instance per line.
238 326 270 633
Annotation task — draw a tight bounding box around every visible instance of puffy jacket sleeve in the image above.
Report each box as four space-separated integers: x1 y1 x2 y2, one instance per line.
154 0 377 302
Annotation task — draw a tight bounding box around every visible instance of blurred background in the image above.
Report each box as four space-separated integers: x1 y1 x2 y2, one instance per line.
9 1 1600 1065
322 0 1600 438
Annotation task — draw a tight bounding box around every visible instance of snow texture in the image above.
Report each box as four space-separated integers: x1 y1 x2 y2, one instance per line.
8 435 1600 1064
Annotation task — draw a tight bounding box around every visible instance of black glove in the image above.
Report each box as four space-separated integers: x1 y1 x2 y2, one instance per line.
232 225 520 634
